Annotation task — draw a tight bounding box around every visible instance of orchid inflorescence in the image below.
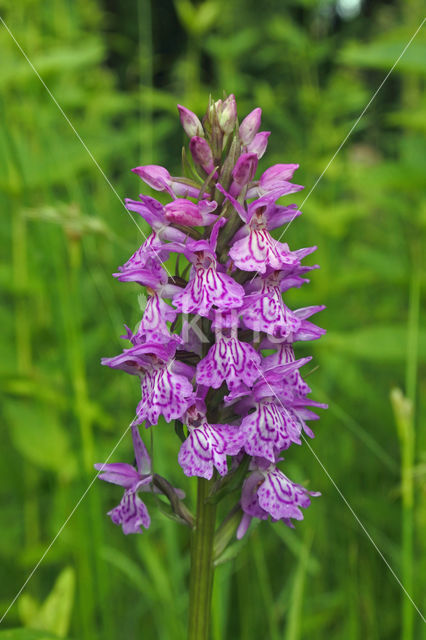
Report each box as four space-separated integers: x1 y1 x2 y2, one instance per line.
95 95 326 541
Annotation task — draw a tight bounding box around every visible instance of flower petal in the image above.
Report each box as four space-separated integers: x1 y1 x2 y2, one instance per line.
108 489 151 534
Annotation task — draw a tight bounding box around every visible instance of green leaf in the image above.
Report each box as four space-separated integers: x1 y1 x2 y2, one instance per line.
4 400 76 478
321 326 426 362
18 567 75 639
0 43 104 87
100 546 151 594
340 32 426 74
0 631 64 640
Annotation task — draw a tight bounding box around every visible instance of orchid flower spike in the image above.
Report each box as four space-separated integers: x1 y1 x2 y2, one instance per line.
97 96 326 545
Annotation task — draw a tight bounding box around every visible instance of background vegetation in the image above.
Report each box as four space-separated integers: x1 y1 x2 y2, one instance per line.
0 0 425 638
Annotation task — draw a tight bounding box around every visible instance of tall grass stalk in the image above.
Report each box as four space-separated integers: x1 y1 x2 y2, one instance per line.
400 241 420 640
285 531 313 640
390 243 420 640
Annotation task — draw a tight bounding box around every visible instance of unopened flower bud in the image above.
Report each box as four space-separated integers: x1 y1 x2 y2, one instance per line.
189 136 215 174
164 200 203 226
232 153 258 186
239 108 262 145
132 165 174 196
247 131 270 158
164 199 218 226
177 104 204 138
218 94 237 134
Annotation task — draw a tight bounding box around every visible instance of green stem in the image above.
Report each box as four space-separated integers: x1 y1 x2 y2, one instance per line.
188 478 217 640
401 242 420 640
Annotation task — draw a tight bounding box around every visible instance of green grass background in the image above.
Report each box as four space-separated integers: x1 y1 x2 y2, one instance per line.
0 0 425 638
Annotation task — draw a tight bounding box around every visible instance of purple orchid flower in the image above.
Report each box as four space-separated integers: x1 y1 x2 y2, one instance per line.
196 310 261 390
233 359 312 461
217 184 308 273
94 425 154 535
172 219 245 317
178 404 245 479
237 457 320 539
102 341 194 425
164 198 218 226
246 163 303 199
98 96 326 547
95 425 184 534
178 104 204 138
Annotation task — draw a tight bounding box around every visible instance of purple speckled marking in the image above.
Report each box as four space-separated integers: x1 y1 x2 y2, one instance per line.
178 422 245 479
257 468 314 521
196 336 261 389
173 263 244 317
242 400 302 461
108 489 151 535
241 280 301 338
135 366 194 425
230 228 299 273
135 293 177 344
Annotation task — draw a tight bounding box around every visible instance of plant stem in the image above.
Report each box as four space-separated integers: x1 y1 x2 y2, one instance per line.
401 242 420 640
188 477 217 640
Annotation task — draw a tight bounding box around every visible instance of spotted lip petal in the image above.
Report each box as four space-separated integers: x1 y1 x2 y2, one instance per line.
135 294 178 344
178 422 245 480
229 228 300 273
241 284 301 338
172 265 244 317
241 399 302 462
257 467 318 521
108 489 151 535
135 365 195 425
196 336 261 390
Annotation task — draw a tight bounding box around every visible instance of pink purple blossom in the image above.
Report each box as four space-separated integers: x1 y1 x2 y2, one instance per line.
97 96 326 539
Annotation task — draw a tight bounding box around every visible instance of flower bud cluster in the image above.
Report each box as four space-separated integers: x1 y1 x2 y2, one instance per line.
96 95 326 537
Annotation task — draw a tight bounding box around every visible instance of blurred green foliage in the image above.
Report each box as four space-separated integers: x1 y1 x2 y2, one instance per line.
0 0 425 639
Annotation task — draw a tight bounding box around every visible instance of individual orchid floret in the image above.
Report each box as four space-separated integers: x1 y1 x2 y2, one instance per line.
178 104 204 138
241 271 302 338
239 107 262 145
102 341 195 425
121 269 181 344
218 185 309 273
262 341 312 398
246 131 270 158
132 165 203 199
114 235 166 284
189 136 216 175
247 163 302 199
125 195 187 243
172 220 245 317
235 359 312 461
164 198 218 226
196 310 261 391
240 398 302 460
178 404 245 479
240 269 321 338
237 457 320 538
131 164 173 195
94 425 153 534
96 425 184 534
